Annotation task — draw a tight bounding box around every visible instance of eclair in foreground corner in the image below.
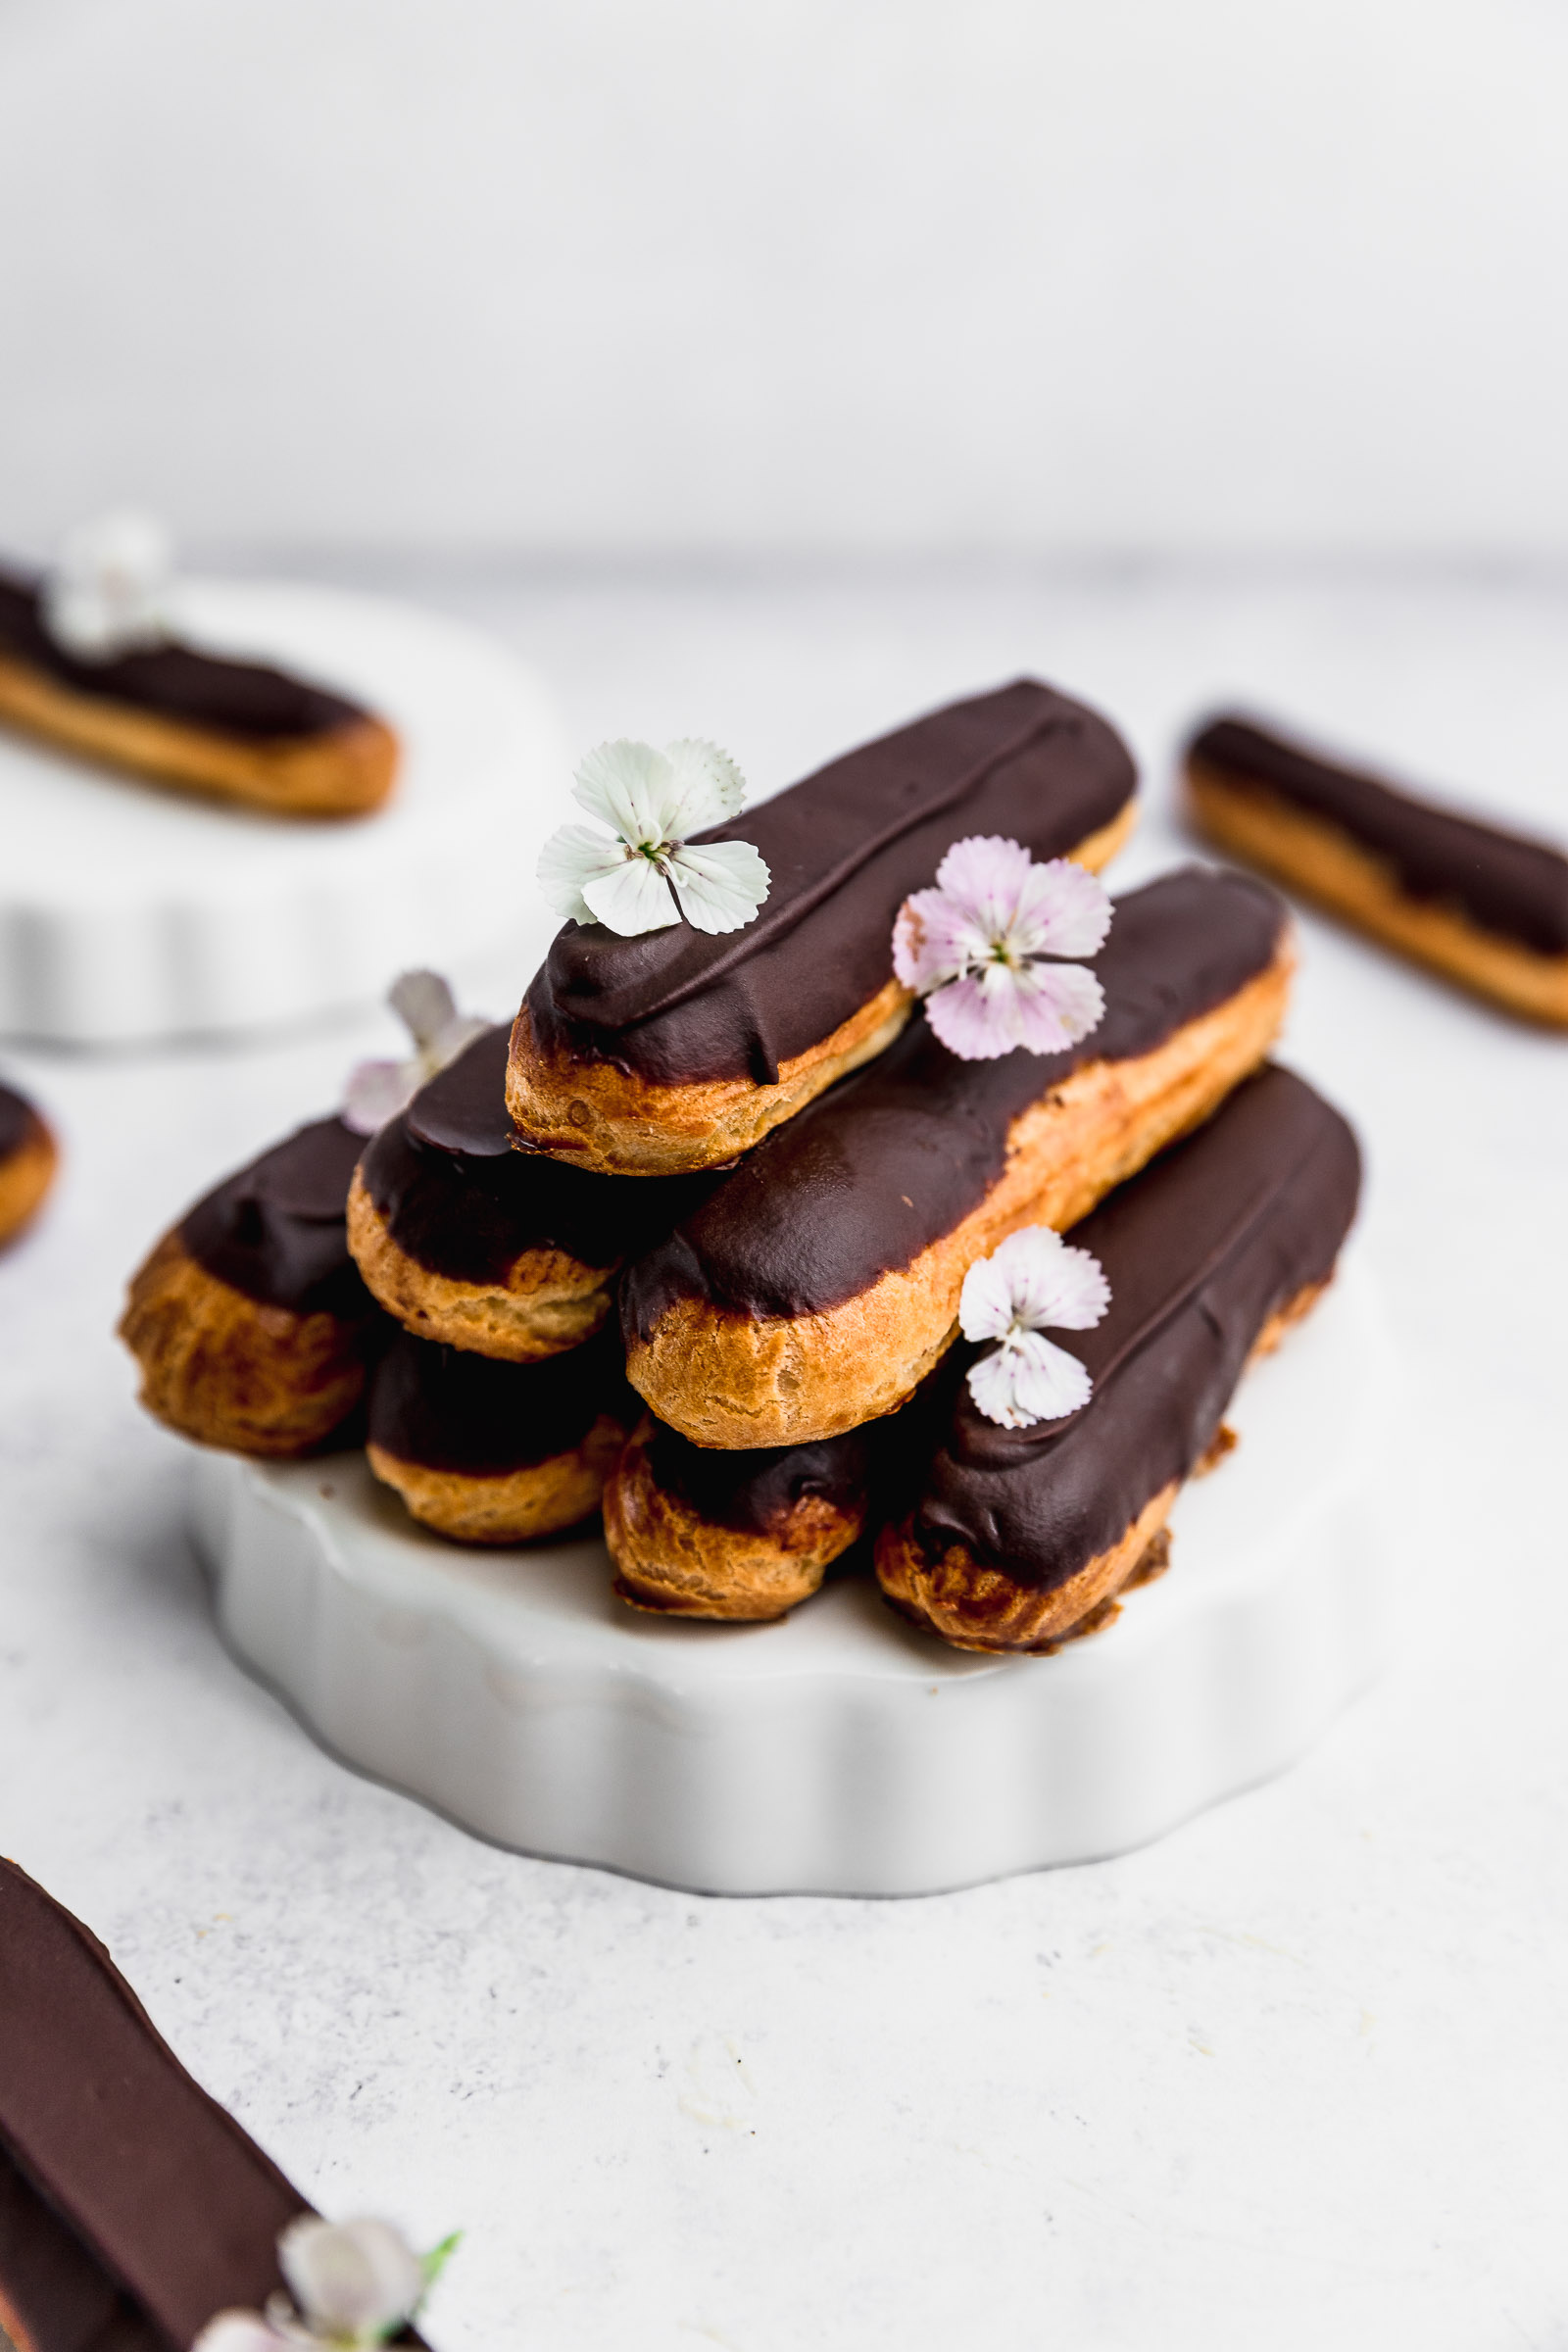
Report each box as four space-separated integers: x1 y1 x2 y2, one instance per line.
1186 713 1568 1026
605 1415 875 1621
0 1081 57 1247
120 1116 384 1455
367 1327 633 1544
620 867 1293 1449
348 1023 710 1360
0 559 397 818
509 678 1139 1175
0 1858 436 2350
876 1065 1362 1655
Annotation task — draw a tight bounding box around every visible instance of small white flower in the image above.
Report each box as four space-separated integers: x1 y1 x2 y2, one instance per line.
893 835 1112 1061
537 737 770 937
959 1226 1111 1430
341 969 490 1135
276 2215 426 2342
42 509 174 662
193 2218 461 2352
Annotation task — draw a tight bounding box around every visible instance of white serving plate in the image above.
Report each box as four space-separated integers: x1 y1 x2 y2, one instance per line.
0 579 567 1044
191 1257 1397 1897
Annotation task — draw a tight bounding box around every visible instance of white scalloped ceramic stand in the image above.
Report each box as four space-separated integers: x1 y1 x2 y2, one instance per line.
191 1258 1396 1897
0 580 566 1043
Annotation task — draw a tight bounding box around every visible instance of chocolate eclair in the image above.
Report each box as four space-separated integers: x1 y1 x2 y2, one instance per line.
509 678 1139 1175
348 1024 709 1360
876 1065 1361 1654
605 1415 875 1621
121 1116 384 1456
1186 712 1568 1026
0 1082 57 1248
0 564 397 818
0 1860 439 2352
367 1327 632 1544
621 867 1293 1450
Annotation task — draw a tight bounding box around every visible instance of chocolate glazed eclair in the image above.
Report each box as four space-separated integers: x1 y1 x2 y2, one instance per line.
367 1328 633 1544
121 1118 383 1455
1186 713 1568 1026
510 678 1139 1175
348 1025 710 1360
0 1083 57 1247
605 1416 875 1621
0 1860 432 2352
620 868 1294 1449
876 1065 1362 1654
0 564 397 818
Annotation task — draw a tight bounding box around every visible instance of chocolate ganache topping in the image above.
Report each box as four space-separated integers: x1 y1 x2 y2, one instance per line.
0 1859 320 2352
1189 713 1568 957
0 564 368 744
525 678 1138 1088
180 1115 370 1317
369 1327 630 1476
0 1082 43 1164
362 1026 711 1284
640 1420 874 1539
622 866 1287 1334
907 1065 1361 1590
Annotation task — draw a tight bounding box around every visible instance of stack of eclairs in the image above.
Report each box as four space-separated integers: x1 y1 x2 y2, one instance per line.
121 679 1362 1656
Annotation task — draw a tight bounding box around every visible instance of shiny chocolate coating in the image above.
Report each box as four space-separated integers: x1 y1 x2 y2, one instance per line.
0 564 368 743
0 1859 320 2352
526 677 1137 1087
179 1115 370 1317
1189 712 1568 956
622 866 1287 1334
907 1065 1361 1591
369 1327 629 1475
0 2147 165 2352
640 1418 874 1539
362 1026 710 1285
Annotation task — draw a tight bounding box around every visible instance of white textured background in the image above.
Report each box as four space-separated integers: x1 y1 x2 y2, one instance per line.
1 0 1567 557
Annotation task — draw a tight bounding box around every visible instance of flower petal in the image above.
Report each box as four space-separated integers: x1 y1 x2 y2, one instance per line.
190 2315 288 2352
279 2217 425 2336
387 969 458 1053
892 887 987 993
930 835 1037 939
425 1011 491 1076
537 822 626 922
967 1329 1093 1429
985 1226 1110 1332
1007 858 1114 961
55 508 172 590
572 740 676 847
976 1327 1094 1428
1004 958 1106 1056
957 1248 1022 1344
661 738 747 837
1009 1327 1094 1420
44 509 172 661
42 584 124 661
581 855 681 935
341 1056 418 1136
922 973 1017 1060
891 897 929 991
665 839 770 934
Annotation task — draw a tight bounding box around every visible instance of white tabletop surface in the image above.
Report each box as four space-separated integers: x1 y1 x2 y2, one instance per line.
3 562 1565 2351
